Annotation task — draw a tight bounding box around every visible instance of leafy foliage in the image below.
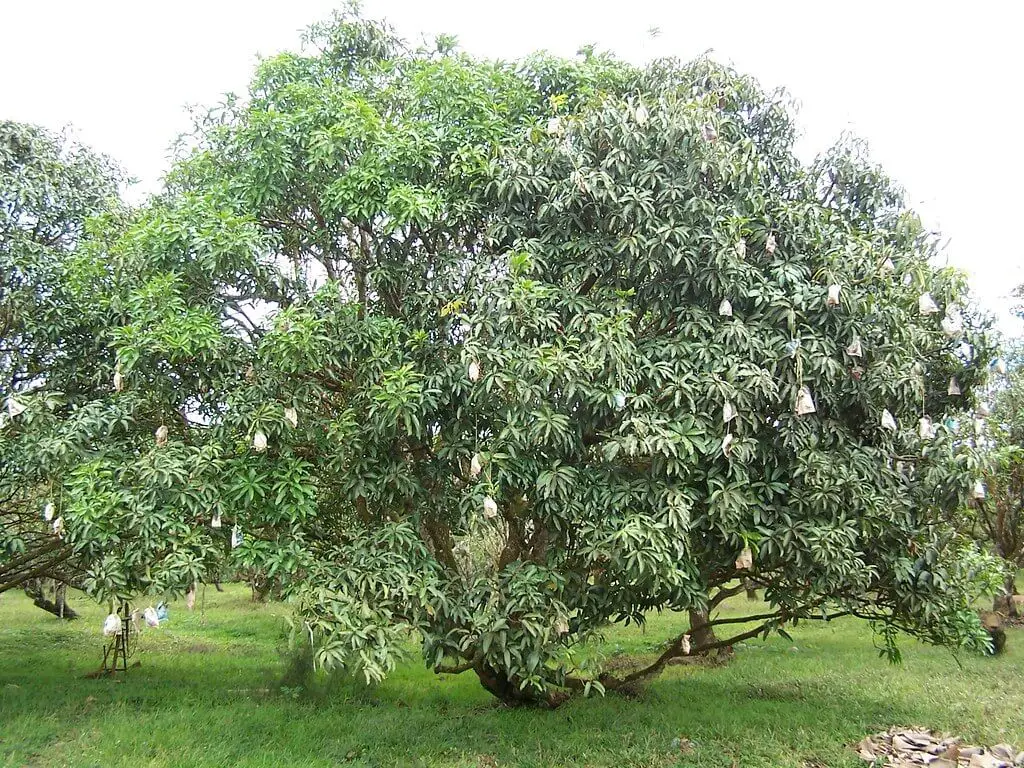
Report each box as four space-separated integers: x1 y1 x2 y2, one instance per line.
1 121 125 594
0 10 1006 702
972 345 1024 613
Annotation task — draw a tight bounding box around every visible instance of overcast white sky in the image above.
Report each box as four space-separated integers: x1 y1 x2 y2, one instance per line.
3 1 1021 333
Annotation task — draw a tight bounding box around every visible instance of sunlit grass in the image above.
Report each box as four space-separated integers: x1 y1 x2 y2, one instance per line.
1 585 1021 767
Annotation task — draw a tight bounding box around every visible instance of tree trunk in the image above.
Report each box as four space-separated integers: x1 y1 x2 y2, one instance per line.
472 662 561 707
688 608 718 649
55 582 67 618
994 572 1020 618
24 580 79 620
744 579 758 600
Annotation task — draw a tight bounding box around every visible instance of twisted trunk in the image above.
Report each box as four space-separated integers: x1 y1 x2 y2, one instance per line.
24 579 79 620
472 661 569 708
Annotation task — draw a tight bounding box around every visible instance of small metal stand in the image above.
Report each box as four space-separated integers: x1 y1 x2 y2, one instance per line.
100 602 137 675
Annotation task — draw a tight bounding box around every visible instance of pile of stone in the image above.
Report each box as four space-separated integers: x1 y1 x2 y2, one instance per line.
856 728 1023 767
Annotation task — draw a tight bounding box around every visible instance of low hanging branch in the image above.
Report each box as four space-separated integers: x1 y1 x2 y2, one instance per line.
0 539 74 594
565 607 852 693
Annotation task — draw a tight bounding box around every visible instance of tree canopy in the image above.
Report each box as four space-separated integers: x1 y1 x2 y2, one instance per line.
973 340 1024 616
0 10 1006 704
0 120 125 598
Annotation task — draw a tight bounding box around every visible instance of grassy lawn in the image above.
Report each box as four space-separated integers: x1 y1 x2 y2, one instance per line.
1 585 1021 768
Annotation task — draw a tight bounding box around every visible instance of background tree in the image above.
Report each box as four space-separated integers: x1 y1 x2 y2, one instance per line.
0 121 124 612
0 120 245 610
5 10 1005 703
976 341 1024 617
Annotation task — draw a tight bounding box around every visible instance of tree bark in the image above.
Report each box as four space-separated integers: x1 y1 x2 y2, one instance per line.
744 579 758 600
55 582 67 618
472 662 562 707
24 580 79 620
688 608 718 649
994 572 1020 618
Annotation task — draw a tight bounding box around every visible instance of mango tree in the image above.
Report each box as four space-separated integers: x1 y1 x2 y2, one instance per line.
975 348 1024 617
3 12 1004 703
0 120 125 613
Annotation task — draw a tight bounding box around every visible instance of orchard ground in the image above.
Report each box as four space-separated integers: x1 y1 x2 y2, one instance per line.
1 586 1021 768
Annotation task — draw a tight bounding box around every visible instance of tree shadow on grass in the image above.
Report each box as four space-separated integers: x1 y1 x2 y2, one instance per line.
3 599 1020 768
1 651 917 768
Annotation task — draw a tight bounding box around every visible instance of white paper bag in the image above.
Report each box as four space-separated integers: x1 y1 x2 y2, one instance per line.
723 401 737 424
735 546 753 570
826 284 841 307
103 613 121 637
918 293 940 315
483 496 498 519
941 313 962 338
881 409 897 431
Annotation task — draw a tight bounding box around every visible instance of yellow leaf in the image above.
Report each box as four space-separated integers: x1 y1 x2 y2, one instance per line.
440 298 465 317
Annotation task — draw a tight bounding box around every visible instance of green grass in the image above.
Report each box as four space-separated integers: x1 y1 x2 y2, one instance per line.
1 586 1021 767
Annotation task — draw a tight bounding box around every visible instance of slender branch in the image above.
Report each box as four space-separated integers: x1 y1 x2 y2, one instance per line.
588 608 852 691
435 658 475 675
0 538 68 578
706 610 784 627
617 629 690 685
690 622 774 656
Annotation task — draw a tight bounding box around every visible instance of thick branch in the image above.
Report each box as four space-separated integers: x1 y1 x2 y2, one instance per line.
422 517 459 572
590 608 851 691
0 552 74 594
708 583 745 609
0 538 68 579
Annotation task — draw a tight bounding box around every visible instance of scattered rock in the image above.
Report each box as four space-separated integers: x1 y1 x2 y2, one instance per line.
670 737 695 755
856 727 1023 767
